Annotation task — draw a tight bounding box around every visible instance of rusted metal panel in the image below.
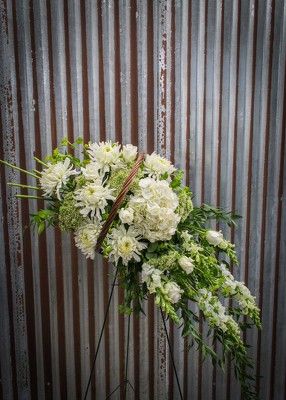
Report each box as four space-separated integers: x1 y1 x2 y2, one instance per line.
0 0 285 399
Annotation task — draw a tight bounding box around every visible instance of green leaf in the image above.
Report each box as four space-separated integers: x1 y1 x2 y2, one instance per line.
38 222 45 235
146 252 158 260
61 137 68 146
147 242 158 253
75 137 83 144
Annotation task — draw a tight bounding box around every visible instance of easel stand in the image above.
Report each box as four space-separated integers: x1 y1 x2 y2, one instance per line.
83 267 184 400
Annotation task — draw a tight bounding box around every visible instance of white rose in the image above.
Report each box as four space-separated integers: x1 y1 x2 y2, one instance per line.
164 282 184 304
119 208 134 224
178 256 194 274
205 230 224 246
122 144 138 163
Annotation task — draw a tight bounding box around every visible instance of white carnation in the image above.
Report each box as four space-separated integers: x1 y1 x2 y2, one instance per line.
178 256 194 274
40 158 78 200
122 144 137 163
87 140 122 173
74 222 102 260
164 282 184 304
143 152 176 178
73 181 115 219
119 208 134 224
107 225 147 266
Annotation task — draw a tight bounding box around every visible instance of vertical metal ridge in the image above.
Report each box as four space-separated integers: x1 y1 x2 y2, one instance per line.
255 1 276 395
270 60 286 399
130 1 139 147
97 0 106 140
185 0 191 187
63 0 75 144
13 0 36 397
0 89 16 400
169 0 176 165
146 0 154 153
114 0 122 143
81 1 90 141
228 1 242 398
46 2 65 397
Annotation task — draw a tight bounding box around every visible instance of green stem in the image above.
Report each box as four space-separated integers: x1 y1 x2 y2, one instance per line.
0 159 39 179
16 194 51 200
33 157 49 167
8 183 41 190
33 169 42 176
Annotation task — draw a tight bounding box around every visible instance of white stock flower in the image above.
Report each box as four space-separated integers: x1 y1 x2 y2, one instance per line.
143 152 176 178
181 230 192 242
205 230 224 246
87 141 122 173
164 282 184 304
73 181 115 219
122 144 137 163
178 256 194 274
107 225 147 266
141 263 155 283
218 239 229 250
119 208 134 224
74 222 101 260
148 271 163 293
40 158 78 200
128 178 180 242
81 162 102 181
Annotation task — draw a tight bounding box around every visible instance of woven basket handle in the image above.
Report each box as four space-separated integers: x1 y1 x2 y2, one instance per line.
95 152 145 253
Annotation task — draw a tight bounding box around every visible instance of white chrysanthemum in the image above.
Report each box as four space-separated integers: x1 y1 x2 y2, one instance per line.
81 162 102 181
143 152 176 178
122 144 137 163
74 222 102 260
73 181 115 219
127 178 180 242
40 158 78 200
87 141 122 173
107 225 147 266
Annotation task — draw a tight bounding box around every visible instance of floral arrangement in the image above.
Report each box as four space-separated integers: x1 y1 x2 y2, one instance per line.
1 139 261 399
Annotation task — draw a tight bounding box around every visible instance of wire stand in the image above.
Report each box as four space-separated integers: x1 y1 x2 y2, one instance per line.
83 272 184 399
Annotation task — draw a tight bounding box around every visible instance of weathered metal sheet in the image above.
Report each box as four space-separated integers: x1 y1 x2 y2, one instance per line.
0 0 285 399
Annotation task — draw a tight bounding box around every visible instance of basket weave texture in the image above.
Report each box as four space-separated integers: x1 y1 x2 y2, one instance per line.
95 152 145 253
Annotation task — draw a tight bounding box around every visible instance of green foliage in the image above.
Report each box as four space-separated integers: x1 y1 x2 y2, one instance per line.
31 208 57 235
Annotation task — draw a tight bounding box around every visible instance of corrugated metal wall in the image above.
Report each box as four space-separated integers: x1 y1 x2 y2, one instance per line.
0 0 285 399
